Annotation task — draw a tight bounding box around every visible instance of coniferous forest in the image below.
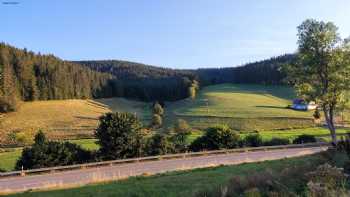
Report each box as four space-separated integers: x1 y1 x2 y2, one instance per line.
0 43 294 113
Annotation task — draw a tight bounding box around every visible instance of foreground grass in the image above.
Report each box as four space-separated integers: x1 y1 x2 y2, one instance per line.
7 153 329 197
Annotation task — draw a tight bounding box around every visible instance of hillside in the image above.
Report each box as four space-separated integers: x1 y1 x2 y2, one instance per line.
0 98 151 145
0 43 114 113
165 84 315 131
75 60 196 101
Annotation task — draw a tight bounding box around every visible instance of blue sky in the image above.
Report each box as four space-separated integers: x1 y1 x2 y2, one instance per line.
1 0 350 68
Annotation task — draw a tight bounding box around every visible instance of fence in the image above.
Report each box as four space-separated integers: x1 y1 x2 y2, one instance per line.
0 142 329 178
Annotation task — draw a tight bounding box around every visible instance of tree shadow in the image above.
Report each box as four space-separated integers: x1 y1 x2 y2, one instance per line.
255 105 287 109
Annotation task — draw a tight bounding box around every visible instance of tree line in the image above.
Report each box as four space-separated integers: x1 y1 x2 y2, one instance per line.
75 60 198 101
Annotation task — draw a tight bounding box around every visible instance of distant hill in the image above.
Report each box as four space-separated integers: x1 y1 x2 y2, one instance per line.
75 60 197 102
195 54 295 86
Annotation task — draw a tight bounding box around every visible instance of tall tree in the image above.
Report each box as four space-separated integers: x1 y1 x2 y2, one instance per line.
286 19 350 145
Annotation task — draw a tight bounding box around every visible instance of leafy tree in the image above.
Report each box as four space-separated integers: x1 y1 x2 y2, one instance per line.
189 125 239 151
95 112 146 160
146 134 174 156
153 102 164 116
285 19 350 145
151 114 162 128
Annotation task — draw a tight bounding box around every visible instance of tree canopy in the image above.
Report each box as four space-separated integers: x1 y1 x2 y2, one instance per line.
285 19 350 145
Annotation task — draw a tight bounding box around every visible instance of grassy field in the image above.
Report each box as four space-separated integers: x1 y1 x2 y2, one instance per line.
6 153 331 197
164 84 316 130
0 98 151 142
173 84 311 118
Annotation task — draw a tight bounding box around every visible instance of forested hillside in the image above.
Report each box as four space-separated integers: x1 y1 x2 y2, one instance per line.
0 43 113 112
75 60 197 102
195 54 295 86
0 43 295 113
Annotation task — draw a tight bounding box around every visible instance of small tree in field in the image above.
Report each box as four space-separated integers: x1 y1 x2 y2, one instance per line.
151 114 162 128
95 112 146 160
153 102 164 116
285 19 350 145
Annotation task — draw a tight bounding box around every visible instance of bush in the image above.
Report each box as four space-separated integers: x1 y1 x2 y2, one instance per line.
264 138 290 146
95 112 146 160
293 134 316 144
146 134 174 156
174 119 190 134
307 164 349 196
16 131 91 170
243 134 263 147
189 125 239 152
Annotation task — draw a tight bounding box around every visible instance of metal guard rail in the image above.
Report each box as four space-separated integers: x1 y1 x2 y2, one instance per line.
0 142 329 178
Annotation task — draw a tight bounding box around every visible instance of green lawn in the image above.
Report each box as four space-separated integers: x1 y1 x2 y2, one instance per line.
0 148 22 172
6 153 329 197
246 127 350 141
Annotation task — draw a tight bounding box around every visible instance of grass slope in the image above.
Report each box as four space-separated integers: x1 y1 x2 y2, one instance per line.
6 153 328 197
0 98 151 140
166 84 315 130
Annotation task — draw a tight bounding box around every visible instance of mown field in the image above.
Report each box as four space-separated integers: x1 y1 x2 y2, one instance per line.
166 84 317 130
0 98 151 142
6 152 337 197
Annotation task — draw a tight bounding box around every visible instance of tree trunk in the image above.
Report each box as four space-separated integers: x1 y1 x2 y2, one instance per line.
323 106 337 146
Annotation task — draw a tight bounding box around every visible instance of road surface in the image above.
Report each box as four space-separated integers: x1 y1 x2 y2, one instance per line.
0 146 326 194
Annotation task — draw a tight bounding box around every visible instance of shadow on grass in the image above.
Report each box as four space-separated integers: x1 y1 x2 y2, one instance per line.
255 105 287 109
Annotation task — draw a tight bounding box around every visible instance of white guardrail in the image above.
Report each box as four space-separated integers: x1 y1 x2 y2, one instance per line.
0 142 329 178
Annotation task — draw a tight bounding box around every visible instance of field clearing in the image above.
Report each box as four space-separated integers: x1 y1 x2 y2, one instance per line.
6 153 332 197
173 84 312 118
0 98 151 142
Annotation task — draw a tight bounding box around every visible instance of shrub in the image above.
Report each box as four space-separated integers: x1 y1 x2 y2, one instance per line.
189 125 239 151
146 134 174 156
174 119 190 134
16 131 91 170
293 134 316 144
264 138 290 146
306 164 349 196
243 134 263 147
95 112 146 160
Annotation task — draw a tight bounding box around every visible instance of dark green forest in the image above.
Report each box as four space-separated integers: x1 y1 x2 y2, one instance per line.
75 60 197 101
195 54 295 86
0 43 112 112
0 43 294 113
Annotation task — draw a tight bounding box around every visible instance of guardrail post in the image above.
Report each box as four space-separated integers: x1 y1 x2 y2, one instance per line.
20 166 25 176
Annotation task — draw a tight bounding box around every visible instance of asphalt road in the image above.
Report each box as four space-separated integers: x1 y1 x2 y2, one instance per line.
0 146 327 194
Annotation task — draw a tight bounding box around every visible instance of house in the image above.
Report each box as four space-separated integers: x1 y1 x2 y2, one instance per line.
291 99 317 111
